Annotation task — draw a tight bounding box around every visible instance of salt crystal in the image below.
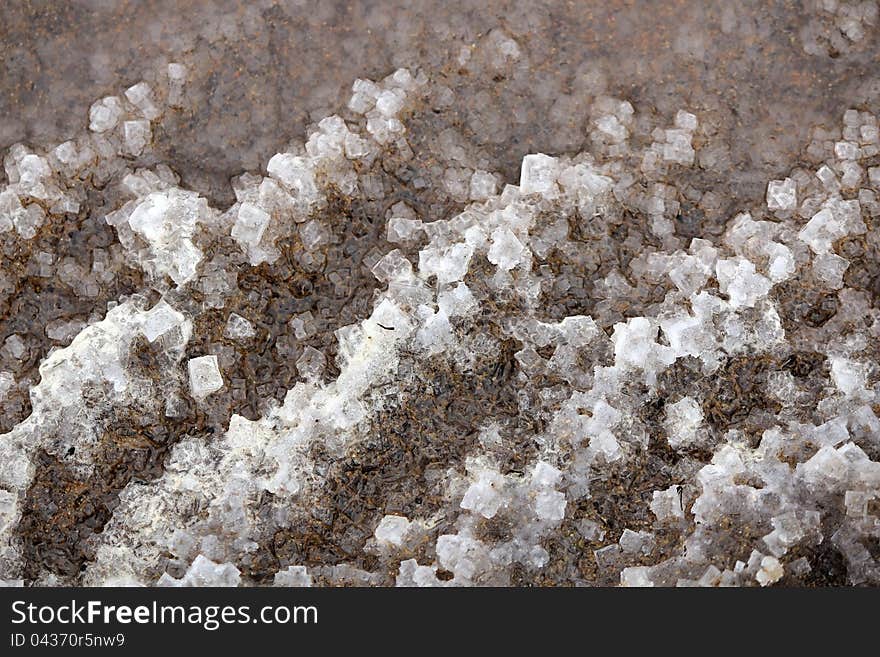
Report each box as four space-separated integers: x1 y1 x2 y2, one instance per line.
674 110 698 131
469 170 497 201
812 252 849 289
374 515 411 547
756 556 784 586
651 485 685 520
231 202 270 248
188 355 224 400
296 346 326 380
418 243 473 285
89 96 123 133
798 208 848 254
519 153 560 197
715 258 772 308
141 299 185 342
224 313 256 340
666 396 705 449
124 82 160 120
535 490 566 522
460 470 505 518
437 282 476 317
123 120 151 156
766 178 797 212
487 227 525 271
273 566 312 587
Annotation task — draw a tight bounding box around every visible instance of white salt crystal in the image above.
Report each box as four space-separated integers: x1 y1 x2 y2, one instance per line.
766 178 797 212
487 227 525 271
469 170 497 200
273 566 312 587
798 208 848 254
188 355 224 400
666 396 705 449
141 299 185 342
812 252 849 289
756 556 784 586
224 313 256 340
124 82 160 120
89 96 123 133
296 346 326 380
460 470 505 518
519 153 560 197
715 258 772 308
418 243 473 285
231 202 270 248
535 490 566 522
651 485 684 520
374 515 411 547
123 120 151 156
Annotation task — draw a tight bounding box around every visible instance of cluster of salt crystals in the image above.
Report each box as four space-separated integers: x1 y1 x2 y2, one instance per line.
3 55 880 588
644 109 699 170
0 65 189 244
0 297 192 577
802 0 879 56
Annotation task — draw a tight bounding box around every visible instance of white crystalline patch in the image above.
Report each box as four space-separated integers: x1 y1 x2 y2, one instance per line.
266 153 319 205
531 461 563 489
188 355 224 400
437 282 477 318
812 252 849 289
296 346 326 380
375 89 406 117
766 178 797 212
668 254 712 295
140 299 185 342
371 249 413 283
487 227 525 271
299 220 328 250
715 258 772 309
418 243 473 285
619 529 655 555
0 189 22 233
611 316 675 382
374 515 411 547
387 216 423 243
756 556 784 587
595 115 628 143
830 357 867 397
461 470 505 518
766 242 796 282
123 120 151 156
127 190 204 285
2 335 26 360
273 566 312 587
834 141 859 160
125 82 160 120
621 566 654 587
662 129 695 165
224 313 256 340
415 306 454 354
158 555 240 587
650 485 684 521
665 396 705 449
535 490 566 523
674 110 698 131
519 153 560 196
231 202 270 249
798 208 848 254
88 96 123 132
469 170 497 200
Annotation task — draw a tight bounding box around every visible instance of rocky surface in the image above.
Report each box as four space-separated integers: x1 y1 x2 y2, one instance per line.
1 1 880 587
